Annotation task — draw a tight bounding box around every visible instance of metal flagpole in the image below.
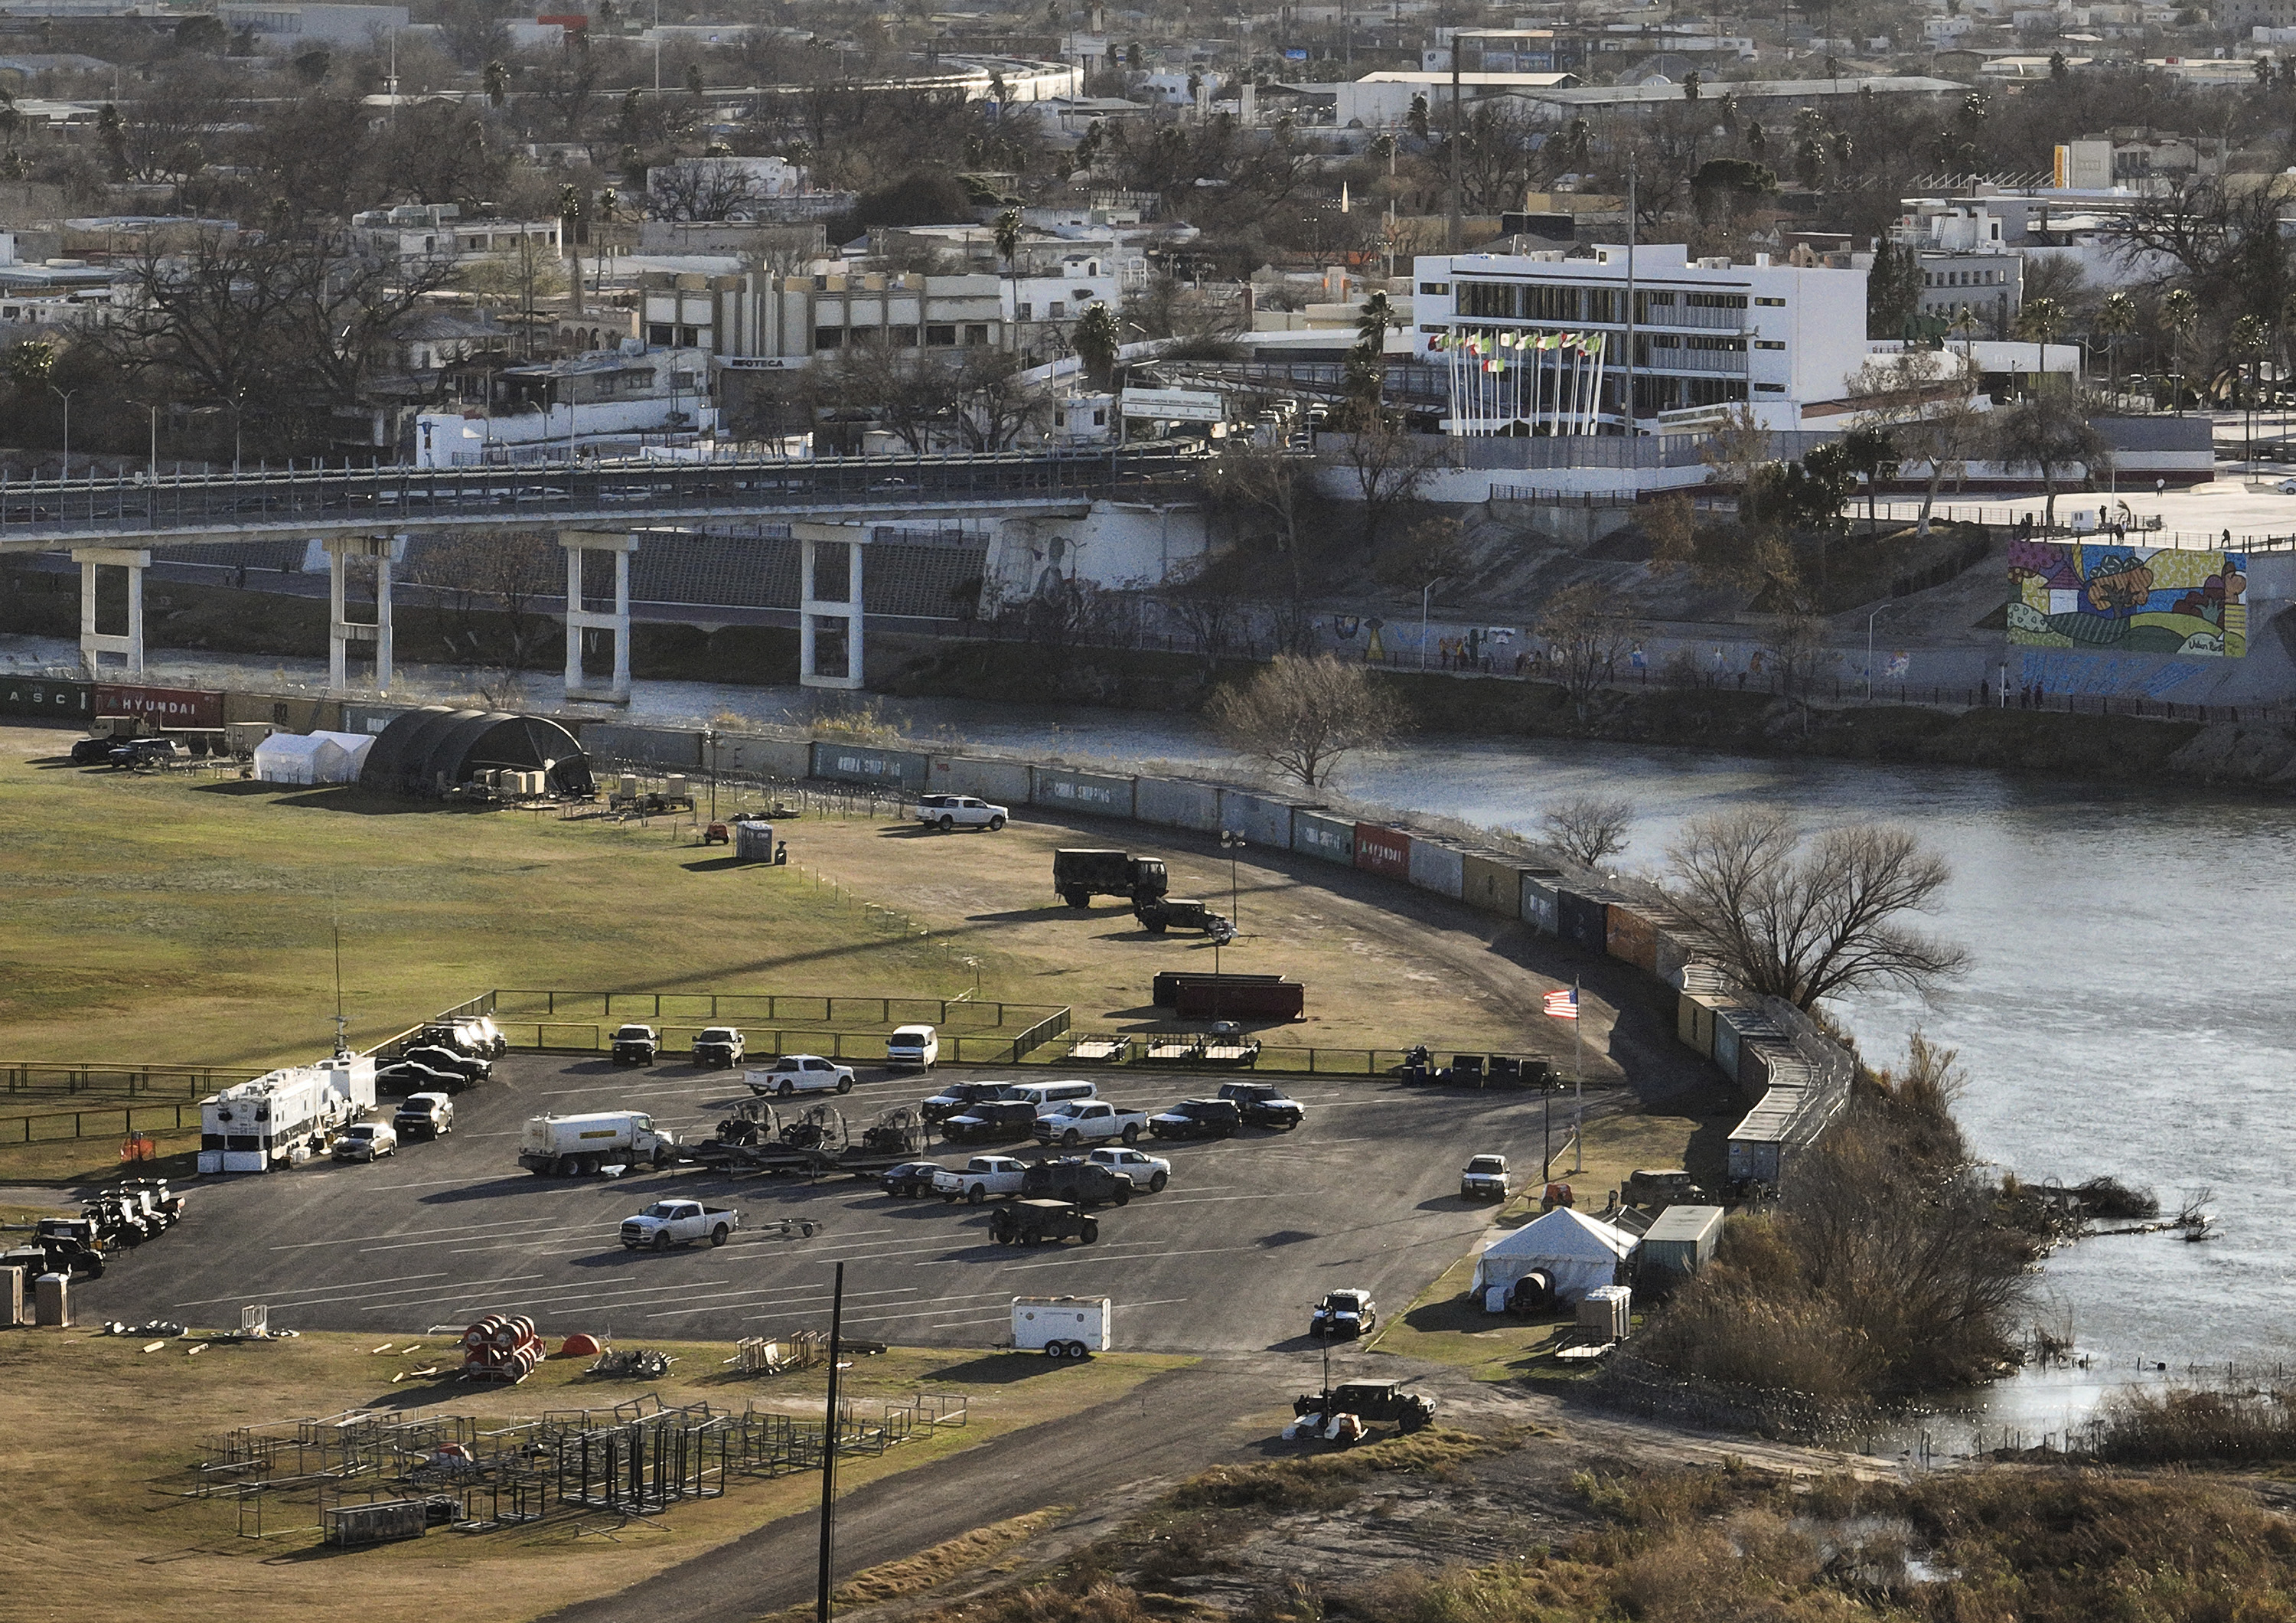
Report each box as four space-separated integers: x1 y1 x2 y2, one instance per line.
1624 155 1638 436
1572 977 1583 1174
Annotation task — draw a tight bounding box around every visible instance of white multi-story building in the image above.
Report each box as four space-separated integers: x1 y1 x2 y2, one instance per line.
1410 243 1869 434
351 204 561 264
1890 204 2024 335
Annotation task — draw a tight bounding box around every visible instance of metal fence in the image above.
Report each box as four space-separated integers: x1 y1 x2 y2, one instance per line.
8 1101 194 1145
2 1063 244 1099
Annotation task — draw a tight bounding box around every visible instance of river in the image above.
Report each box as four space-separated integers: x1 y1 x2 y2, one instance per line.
9 632 2286 1435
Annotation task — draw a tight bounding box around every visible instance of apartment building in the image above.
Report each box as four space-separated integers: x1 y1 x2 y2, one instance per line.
639 269 1010 367
351 204 561 264
1890 204 2024 335
1411 243 1869 433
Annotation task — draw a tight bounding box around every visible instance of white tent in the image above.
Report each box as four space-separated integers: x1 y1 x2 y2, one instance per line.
253 730 376 785
1469 1207 1639 1304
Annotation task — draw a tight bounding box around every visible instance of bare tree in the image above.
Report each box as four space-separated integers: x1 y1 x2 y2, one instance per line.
1993 388 2111 530
1375 514 1473 624
1665 808 1971 1011
1202 436 1311 634
1534 580 1636 722
1332 421 1445 556
1157 566 1239 671
647 155 769 221
1206 652 1407 788
410 530 560 687
1541 794 1636 868
1848 353 1988 536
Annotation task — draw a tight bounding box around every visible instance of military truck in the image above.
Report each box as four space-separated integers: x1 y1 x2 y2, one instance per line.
1052 849 1167 909
1292 1380 1437 1435
1020 1157 1136 1207
987 1199 1100 1245
1132 896 1233 938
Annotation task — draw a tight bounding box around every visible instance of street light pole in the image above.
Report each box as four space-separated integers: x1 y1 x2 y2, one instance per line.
1220 830 1244 929
1420 580 1433 671
1865 606 1887 702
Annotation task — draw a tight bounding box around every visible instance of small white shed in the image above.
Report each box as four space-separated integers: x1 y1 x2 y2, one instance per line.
253 730 376 785
1469 1207 1639 1304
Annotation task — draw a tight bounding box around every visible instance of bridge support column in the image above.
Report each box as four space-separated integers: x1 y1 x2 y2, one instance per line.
794 521 867 691
561 530 638 704
72 547 150 677
323 536 394 694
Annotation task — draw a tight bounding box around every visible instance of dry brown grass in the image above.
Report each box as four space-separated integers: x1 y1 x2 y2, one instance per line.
0 1326 1184 1623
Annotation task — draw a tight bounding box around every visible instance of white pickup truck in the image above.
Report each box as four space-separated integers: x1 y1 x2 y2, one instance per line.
1087 1145 1171 1193
746 1054 854 1096
620 1200 741 1250
934 1154 1029 1204
1033 1099 1150 1148
912 793 1009 832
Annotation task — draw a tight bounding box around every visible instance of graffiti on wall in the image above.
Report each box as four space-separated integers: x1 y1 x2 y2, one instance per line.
2007 540 2247 657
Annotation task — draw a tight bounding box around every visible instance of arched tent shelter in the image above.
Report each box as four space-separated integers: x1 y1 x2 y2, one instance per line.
1469 1206 1638 1304
358 706 594 800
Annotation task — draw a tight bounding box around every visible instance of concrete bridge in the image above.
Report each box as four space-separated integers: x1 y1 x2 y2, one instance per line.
1 446 1204 699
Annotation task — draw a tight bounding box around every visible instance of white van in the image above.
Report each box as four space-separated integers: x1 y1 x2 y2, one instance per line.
1000 1079 1097 1115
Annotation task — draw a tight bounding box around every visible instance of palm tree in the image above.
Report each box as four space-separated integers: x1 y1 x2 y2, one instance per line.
2161 288 2197 413
993 207 1022 327
2094 291 2135 404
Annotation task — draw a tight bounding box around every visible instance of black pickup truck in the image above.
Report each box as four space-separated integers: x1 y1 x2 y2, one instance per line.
1021 1158 1136 1208
940 1100 1040 1145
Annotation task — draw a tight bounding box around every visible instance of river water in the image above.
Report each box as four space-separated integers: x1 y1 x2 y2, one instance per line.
10 632 2285 1434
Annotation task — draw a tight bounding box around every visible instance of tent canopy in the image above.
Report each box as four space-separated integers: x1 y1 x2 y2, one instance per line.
1469 1206 1638 1302
253 729 375 785
359 707 593 800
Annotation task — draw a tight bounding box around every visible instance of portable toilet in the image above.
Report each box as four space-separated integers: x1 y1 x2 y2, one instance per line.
734 820 776 861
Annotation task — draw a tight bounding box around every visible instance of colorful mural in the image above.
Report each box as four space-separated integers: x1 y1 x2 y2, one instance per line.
2007 540 2247 658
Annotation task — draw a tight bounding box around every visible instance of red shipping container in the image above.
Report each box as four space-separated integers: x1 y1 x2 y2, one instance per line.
1353 822 1411 878
94 684 224 729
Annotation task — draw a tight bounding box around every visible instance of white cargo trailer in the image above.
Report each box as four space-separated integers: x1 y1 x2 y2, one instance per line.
1010 1295 1110 1358
198 1064 369 1174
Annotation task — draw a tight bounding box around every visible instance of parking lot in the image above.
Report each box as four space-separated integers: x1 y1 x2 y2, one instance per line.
77 1053 1625 1354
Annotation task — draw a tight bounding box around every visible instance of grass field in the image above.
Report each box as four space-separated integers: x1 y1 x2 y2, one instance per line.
0 724 1036 1071
0 1324 1186 1623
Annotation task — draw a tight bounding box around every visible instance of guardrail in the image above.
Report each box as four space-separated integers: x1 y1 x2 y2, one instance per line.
2 1063 246 1099
483 991 1058 1029
9 1102 194 1145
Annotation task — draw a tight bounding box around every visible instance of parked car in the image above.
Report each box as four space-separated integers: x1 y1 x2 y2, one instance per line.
747 1054 854 1096
1000 1079 1097 1114
886 1024 941 1067
110 736 188 769
934 1154 1029 1204
1133 897 1233 938
402 1043 490 1084
692 1027 746 1068
392 1092 455 1141
378 1057 468 1096
941 1100 1040 1145
1310 1288 1378 1339
619 1199 740 1250
880 1160 944 1197
921 1079 1003 1124
612 1024 660 1066
1217 1081 1305 1130
988 1199 1100 1245
1148 1098 1243 1140
333 1122 398 1162
1461 1154 1512 1200
1086 1145 1170 1192
1034 1099 1148 1148
913 793 1008 832
1021 1157 1135 1207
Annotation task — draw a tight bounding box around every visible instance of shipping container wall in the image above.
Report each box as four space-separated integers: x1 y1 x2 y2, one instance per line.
1291 809 1355 864
1407 838 1465 900
1134 776 1223 831
930 755 1032 805
1221 792 1298 850
0 675 92 723
1460 852 1525 918
93 682 223 729
719 735 812 781
1691 994 1727 1060
586 723 704 769
223 691 344 734
1354 822 1412 878
342 701 414 736
1519 872 1560 936
1654 929 1691 989
1727 1133 1781 1187
1030 767 1137 820
1557 888 1609 952
810 742 929 791
1712 1016 1741 1082
1675 991 1701 1050
1606 905 1658 972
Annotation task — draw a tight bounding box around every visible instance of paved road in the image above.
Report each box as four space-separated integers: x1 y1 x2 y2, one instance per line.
543 1357 1276 1623
74 1056 1627 1352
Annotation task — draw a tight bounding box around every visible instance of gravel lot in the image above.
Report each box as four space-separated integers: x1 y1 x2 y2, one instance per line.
76 1053 1626 1353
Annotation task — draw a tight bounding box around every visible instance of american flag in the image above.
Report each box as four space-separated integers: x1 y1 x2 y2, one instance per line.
1543 988 1578 1020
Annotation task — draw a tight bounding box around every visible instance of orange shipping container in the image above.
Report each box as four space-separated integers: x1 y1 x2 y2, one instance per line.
1606 904 1658 972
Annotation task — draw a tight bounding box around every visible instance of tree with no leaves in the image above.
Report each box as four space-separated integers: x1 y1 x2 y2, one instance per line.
1206 652 1407 788
1541 794 1636 868
1665 808 1971 1011
1534 580 1636 723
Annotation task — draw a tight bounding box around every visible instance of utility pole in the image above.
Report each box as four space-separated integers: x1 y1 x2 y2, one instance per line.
816 1261 846 1623
1571 975 1583 1174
